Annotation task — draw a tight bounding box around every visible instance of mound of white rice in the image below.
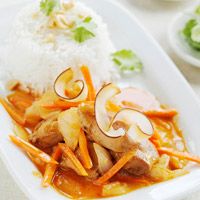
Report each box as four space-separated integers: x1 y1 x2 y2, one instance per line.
1 1 116 93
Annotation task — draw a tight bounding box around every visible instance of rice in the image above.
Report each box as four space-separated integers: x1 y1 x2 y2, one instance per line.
0 1 116 93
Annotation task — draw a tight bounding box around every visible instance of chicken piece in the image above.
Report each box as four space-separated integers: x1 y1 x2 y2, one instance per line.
78 103 138 152
78 103 159 176
112 87 160 111
112 141 158 176
29 116 63 149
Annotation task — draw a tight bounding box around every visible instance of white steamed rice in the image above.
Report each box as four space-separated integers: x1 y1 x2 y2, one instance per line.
0 1 116 93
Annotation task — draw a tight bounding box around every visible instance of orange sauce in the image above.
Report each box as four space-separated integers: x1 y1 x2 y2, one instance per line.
53 168 103 199
5 90 188 199
24 116 188 199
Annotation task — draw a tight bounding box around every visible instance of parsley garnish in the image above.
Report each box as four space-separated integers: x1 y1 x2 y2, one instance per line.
72 16 96 43
112 49 143 72
40 0 59 16
73 27 95 43
195 5 200 15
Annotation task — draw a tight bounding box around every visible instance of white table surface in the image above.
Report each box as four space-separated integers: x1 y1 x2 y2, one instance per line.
1 0 200 199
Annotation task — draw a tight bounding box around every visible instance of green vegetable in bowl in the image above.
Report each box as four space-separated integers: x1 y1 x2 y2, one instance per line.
181 19 200 51
111 49 143 72
180 4 200 51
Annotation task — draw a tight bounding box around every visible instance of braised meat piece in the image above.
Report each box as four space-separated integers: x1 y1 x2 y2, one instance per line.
29 116 63 149
112 141 158 176
78 103 138 153
78 103 158 176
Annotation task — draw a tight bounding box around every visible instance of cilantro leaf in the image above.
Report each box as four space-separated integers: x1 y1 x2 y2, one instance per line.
181 19 200 50
72 17 96 43
111 49 143 72
83 16 92 23
195 5 200 15
40 0 59 16
72 27 95 43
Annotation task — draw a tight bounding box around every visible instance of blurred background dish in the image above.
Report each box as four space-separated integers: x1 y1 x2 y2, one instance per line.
169 10 200 67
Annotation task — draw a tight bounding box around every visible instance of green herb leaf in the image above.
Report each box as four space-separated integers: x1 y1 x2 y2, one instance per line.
40 0 59 16
111 49 143 72
72 17 96 43
72 27 95 43
83 16 92 23
195 5 200 15
181 19 200 50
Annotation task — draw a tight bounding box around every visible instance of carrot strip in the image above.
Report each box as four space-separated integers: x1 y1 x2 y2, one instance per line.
94 150 135 185
145 109 178 118
149 138 161 149
59 143 88 176
0 97 25 125
13 122 29 141
79 129 93 169
149 130 162 148
7 91 34 109
80 66 96 101
152 118 172 131
9 135 58 164
157 147 200 164
43 100 94 110
42 146 62 187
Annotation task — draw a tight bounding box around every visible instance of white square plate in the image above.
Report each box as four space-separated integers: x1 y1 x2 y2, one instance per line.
1 0 200 200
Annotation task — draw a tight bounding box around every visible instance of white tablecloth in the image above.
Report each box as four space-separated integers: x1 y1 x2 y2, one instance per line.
1 0 200 199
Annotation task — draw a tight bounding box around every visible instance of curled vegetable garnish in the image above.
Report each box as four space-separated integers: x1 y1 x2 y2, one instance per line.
95 83 154 140
54 68 88 102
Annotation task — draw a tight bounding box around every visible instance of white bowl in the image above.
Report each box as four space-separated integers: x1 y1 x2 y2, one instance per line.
169 7 200 67
1 0 200 200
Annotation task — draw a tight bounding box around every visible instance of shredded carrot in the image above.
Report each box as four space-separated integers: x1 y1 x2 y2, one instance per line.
43 100 94 110
9 135 58 164
59 143 88 176
80 66 96 101
79 129 93 169
94 150 135 185
149 130 162 148
157 147 200 164
145 109 178 118
152 118 172 131
149 138 161 149
42 146 62 187
0 97 25 125
13 122 29 141
7 90 34 112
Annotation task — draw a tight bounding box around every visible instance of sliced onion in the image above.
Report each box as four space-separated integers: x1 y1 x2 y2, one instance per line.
93 143 113 175
54 68 88 102
95 84 154 141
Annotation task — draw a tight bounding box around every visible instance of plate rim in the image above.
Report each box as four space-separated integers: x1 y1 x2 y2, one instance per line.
0 0 200 200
